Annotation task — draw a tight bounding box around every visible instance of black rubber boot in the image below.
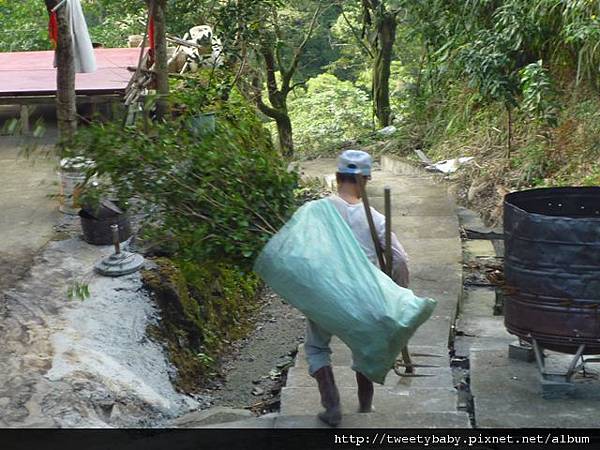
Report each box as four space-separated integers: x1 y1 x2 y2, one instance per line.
313 365 342 426
356 371 374 413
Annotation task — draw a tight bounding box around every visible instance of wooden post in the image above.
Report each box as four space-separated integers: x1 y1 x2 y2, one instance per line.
20 105 30 135
357 175 387 273
45 0 77 142
150 0 169 119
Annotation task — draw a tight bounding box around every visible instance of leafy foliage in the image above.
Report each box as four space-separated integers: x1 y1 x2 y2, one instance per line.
287 73 371 153
69 72 298 270
519 60 558 126
458 30 519 108
0 1 50 51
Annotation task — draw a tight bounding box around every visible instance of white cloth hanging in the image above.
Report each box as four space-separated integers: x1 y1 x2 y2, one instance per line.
53 0 96 73
68 0 96 73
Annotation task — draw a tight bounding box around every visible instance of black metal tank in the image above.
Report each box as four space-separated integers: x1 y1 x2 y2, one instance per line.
504 187 600 354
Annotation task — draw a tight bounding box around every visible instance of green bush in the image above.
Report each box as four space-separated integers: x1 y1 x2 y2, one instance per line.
69 76 298 270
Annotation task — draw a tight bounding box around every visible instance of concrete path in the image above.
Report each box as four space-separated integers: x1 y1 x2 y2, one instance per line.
206 156 469 428
0 131 59 292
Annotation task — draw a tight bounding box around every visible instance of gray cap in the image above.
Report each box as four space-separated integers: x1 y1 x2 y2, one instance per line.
337 150 372 176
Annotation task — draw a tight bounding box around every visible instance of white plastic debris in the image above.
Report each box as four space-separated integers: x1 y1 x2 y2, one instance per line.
426 157 474 174
377 125 397 136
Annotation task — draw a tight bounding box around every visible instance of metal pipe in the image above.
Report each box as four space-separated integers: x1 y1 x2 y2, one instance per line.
565 344 586 380
111 224 121 255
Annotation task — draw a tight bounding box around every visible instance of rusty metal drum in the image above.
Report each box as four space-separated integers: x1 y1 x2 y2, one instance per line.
503 187 600 354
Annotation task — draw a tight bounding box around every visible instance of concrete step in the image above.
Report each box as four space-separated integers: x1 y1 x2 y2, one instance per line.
274 412 471 428
381 155 436 178
388 216 460 240
459 287 496 318
369 197 455 217
470 348 600 428
286 365 454 390
366 183 450 197
410 316 452 349
369 195 455 217
456 315 512 341
280 386 459 416
463 239 497 261
401 238 462 265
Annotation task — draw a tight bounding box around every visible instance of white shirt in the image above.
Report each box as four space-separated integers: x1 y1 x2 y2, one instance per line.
328 195 409 270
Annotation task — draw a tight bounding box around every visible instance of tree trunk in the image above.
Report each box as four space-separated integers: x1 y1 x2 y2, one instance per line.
255 44 295 157
45 0 77 142
372 12 396 128
151 0 169 119
275 112 293 157
506 105 513 159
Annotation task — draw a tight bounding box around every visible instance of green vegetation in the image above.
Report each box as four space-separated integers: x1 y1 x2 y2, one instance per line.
70 71 298 270
0 1 144 50
287 73 371 156
143 258 260 390
385 1 600 219
3 0 600 383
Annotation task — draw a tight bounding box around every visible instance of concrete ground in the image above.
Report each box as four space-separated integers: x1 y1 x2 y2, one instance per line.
0 106 59 292
0 107 205 427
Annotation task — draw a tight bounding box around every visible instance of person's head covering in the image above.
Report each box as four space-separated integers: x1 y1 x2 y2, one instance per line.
337 150 372 176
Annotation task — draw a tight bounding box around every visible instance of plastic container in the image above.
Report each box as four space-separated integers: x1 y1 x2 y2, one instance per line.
58 157 95 215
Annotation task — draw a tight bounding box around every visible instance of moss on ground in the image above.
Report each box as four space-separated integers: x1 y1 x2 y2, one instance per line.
142 257 260 393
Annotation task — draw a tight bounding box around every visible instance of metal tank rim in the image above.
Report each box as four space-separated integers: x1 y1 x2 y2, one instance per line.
504 186 600 222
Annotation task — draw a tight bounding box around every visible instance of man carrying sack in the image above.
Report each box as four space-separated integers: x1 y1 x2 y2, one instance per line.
305 150 410 426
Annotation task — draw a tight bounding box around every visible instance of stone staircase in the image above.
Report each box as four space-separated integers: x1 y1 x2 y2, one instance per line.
205 155 470 428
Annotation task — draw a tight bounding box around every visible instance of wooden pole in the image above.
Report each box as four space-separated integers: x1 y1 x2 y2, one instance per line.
384 187 392 274
383 185 413 374
357 175 387 273
45 0 77 141
150 0 169 119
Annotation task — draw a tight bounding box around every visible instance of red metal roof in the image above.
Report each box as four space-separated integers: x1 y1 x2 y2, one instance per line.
0 48 142 96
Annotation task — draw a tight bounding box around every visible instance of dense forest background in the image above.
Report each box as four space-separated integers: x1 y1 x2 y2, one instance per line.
2 0 600 219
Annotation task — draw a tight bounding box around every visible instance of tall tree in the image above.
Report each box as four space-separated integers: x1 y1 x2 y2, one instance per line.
251 3 323 157
360 0 399 128
44 0 76 141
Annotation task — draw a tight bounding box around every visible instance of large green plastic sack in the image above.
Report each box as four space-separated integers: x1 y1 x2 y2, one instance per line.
254 198 437 384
